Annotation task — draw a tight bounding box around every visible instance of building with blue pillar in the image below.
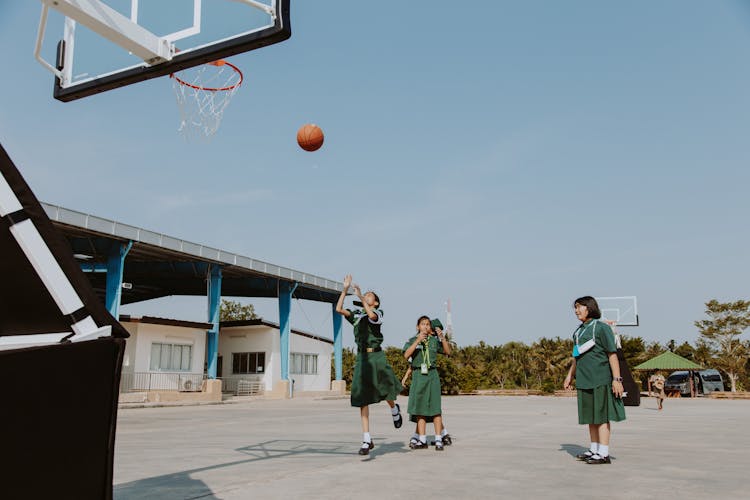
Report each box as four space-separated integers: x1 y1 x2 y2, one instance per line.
43 202 347 397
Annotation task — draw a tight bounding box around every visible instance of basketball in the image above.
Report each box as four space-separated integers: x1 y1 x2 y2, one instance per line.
297 124 324 152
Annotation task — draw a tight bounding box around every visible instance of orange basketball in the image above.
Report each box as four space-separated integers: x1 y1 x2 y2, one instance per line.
297 123 324 152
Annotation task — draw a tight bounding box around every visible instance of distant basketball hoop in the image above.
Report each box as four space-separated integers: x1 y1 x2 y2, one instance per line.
170 60 243 141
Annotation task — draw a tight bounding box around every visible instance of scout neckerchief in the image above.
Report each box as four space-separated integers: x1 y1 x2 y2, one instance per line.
420 335 432 374
573 319 597 358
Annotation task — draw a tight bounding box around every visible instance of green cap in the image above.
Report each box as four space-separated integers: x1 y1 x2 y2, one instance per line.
431 318 443 330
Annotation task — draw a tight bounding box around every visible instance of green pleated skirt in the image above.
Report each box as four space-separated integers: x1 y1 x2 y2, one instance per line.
407 368 442 418
350 351 402 407
577 384 627 425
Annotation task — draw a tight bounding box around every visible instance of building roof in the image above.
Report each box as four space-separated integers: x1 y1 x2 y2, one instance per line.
221 319 334 345
119 315 213 330
633 351 703 371
43 202 344 305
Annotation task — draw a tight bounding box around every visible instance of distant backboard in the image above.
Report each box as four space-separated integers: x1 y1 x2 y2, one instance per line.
35 0 291 102
596 296 639 327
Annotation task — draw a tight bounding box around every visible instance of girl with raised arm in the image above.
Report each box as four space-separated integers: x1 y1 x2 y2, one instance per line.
335 274 403 456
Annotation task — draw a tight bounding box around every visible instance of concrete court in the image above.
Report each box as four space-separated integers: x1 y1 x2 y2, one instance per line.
114 395 748 500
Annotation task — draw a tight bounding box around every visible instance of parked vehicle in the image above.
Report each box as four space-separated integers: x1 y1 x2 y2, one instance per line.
665 370 725 396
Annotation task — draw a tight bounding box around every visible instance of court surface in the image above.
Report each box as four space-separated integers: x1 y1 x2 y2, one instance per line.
114 395 748 499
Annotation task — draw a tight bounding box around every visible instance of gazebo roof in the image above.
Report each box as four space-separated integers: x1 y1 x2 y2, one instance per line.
633 351 702 371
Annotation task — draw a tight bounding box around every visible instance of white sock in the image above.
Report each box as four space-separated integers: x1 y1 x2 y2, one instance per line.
391 405 399 416
598 444 609 457
411 432 419 441
435 434 443 443
442 428 448 436
363 432 371 443
590 442 598 454
419 434 426 444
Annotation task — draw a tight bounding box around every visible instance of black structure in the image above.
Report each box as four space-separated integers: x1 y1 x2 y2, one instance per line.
617 349 641 406
0 142 128 499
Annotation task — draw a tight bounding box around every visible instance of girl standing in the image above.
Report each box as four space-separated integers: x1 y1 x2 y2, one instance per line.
335 275 403 456
564 296 626 464
403 315 452 450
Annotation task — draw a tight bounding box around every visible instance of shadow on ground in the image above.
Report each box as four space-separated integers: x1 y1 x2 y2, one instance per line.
115 439 410 499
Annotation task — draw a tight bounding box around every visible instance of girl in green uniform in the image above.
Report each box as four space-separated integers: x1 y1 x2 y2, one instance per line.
403 316 452 450
335 275 403 456
564 296 626 464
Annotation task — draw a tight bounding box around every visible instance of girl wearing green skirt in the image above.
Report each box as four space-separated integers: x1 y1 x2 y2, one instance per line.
403 316 452 451
564 296 626 464
335 275 403 456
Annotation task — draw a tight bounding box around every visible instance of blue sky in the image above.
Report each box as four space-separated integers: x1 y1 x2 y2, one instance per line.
2 1 749 348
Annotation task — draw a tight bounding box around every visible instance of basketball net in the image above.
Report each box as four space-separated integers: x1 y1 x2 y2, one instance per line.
170 60 243 141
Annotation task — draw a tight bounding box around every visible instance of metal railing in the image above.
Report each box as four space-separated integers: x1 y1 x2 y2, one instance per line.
119 372 205 393
219 376 265 395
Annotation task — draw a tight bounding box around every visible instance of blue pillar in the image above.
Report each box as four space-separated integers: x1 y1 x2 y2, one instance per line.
206 264 222 379
105 240 132 319
332 302 343 380
278 281 298 382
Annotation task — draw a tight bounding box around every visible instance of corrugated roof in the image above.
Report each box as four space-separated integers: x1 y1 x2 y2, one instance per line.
633 351 702 370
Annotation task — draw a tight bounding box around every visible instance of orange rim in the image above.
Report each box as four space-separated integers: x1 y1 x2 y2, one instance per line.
170 60 243 92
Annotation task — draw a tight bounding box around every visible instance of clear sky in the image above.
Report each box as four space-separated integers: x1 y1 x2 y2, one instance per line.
2 1 749 348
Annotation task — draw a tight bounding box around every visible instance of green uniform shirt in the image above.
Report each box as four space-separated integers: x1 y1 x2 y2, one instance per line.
402 334 444 368
573 319 617 389
346 308 384 351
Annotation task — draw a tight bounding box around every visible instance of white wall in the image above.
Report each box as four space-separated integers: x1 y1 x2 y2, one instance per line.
290 332 333 392
218 325 332 393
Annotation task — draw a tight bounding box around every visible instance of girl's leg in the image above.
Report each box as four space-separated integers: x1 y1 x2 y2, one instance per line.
360 406 369 434
358 406 374 455
433 415 444 436
585 422 611 463
417 417 426 436
386 399 403 428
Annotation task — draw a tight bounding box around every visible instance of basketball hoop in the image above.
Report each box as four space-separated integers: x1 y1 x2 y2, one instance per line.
170 60 243 141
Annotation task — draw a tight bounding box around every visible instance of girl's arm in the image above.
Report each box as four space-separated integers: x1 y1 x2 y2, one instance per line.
563 358 576 389
334 275 352 318
404 332 428 359
436 327 451 355
608 352 624 397
353 284 378 321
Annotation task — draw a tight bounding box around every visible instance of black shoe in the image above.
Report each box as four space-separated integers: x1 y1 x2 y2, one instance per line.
576 451 594 461
392 403 403 429
442 434 452 446
409 440 428 450
358 441 374 456
585 454 611 464
435 441 445 451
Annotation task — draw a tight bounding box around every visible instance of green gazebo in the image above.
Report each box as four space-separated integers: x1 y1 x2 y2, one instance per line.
634 351 703 397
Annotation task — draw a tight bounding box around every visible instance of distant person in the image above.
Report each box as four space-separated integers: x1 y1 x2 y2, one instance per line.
403 316 452 450
335 275 403 456
564 296 626 464
649 372 666 410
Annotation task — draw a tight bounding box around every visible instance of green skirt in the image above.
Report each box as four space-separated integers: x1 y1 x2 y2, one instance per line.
577 384 626 425
407 368 442 418
350 351 402 407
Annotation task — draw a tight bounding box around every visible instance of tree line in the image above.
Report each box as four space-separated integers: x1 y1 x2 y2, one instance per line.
332 299 750 393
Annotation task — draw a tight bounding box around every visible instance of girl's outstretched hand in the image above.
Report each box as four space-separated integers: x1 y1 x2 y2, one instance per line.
342 275 352 288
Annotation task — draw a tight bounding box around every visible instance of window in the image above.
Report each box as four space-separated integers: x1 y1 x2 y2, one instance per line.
150 343 192 371
232 352 265 374
290 353 318 375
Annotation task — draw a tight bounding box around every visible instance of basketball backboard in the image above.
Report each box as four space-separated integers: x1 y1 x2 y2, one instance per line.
34 0 291 102
596 296 639 327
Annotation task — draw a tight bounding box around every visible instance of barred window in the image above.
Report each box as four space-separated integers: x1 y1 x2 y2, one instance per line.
150 343 192 371
232 352 266 374
290 353 318 375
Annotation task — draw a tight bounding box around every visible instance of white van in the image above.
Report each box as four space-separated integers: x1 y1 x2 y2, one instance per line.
665 369 724 396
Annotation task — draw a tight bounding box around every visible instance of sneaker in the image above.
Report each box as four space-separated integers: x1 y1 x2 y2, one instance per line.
358 441 374 456
392 403 403 429
576 451 594 461
435 440 444 451
585 454 611 464
409 440 428 450
442 434 452 446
